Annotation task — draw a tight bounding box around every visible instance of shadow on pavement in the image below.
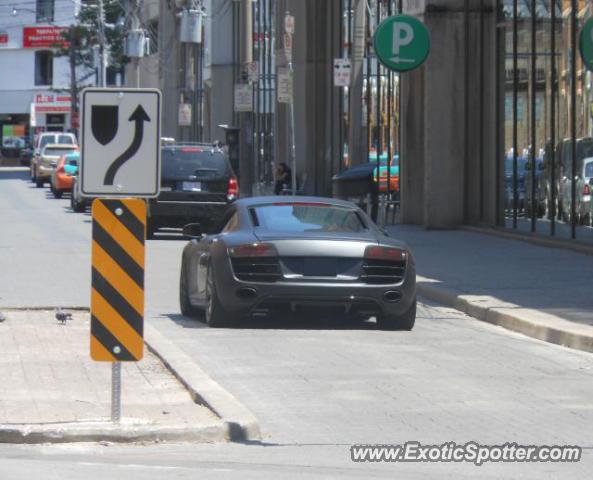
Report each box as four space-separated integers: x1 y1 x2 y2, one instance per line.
163 311 379 331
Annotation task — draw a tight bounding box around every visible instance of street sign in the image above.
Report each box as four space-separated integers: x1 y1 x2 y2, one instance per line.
403 0 426 15
580 18 593 72
247 61 259 83
334 58 351 87
373 15 430 72
80 88 161 198
234 84 253 112
277 68 293 104
90 198 146 362
284 32 293 63
284 13 295 34
178 102 192 126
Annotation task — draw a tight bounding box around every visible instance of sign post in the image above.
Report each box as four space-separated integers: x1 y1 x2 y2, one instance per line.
81 87 161 423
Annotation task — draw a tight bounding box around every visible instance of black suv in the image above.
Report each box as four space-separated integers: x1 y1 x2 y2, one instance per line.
147 143 238 238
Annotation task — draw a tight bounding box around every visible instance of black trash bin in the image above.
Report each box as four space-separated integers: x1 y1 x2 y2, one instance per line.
331 163 379 221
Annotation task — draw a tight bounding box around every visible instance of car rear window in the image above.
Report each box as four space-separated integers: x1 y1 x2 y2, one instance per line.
39 135 57 149
58 135 75 145
44 147 76 157
162 148 230 179
251 204 365 233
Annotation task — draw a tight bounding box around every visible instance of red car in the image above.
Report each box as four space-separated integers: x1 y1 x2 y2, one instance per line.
50 152 79 199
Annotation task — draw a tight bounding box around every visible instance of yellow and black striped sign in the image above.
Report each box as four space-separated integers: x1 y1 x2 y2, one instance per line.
91 198 146 361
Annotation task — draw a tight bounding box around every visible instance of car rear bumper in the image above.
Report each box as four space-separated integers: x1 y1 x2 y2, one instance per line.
55 174 74 191
148 200 229 229
212 254 416 318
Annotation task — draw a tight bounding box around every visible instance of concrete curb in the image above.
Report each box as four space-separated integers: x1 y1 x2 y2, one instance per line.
0 422 226 444
417 279 593 354
144 324 261 441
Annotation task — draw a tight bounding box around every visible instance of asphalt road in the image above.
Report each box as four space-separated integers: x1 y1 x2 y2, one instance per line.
0 167 592 479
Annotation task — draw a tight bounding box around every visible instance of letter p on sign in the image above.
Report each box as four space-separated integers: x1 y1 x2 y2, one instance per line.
392 22 414 59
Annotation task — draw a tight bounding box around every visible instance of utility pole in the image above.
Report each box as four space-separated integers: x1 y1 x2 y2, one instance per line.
98 0 107 87
69 26 79 135
238 0 253 196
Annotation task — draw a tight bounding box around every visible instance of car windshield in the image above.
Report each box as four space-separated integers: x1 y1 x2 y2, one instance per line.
162 148 230 179
584 160 593 178
252 204 365 233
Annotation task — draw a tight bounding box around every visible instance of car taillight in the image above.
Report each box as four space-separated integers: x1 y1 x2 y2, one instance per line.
364 245 406 262
228 243 278 258
227 176 238 201
57 166 65 173
584 184 591 196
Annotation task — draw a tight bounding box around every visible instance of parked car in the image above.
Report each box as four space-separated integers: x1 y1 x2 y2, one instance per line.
32 144 78 188
50 152 79 199
31 132 77 183
146 142 238 238
504 148 528 212
369 152 400 194
523 146 544 217
70 175 90 213
557 137 593 224
179 196 417 330
19 141 33 166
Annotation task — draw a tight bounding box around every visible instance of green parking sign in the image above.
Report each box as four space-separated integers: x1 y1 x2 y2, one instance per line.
580 18 593 71
373 15 430 72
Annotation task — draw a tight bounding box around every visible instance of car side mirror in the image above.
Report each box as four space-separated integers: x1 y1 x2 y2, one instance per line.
182 223 202 239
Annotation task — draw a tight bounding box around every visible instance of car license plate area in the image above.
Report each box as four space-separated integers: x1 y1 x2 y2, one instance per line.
181 181 202 191
303 258 337 277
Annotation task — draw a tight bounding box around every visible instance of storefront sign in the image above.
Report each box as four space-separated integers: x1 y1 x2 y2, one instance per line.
34 92 71 113
373 15 430 72
0 31 8 45
23 27 68 48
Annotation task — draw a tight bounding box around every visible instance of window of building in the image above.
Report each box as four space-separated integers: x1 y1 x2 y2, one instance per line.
148 20 159 55
34 51 53 86
36 0 54 23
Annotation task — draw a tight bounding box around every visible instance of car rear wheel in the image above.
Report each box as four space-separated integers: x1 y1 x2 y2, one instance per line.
52 188 63 199
377 298 416 331
179 262 200 318
205 266 233 328
35 178 44 188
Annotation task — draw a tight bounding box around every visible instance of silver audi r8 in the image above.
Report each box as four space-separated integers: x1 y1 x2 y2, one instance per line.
179 196 416 330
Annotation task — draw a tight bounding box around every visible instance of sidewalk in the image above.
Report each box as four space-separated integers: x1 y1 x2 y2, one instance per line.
0 310 225 443
387 225 593 353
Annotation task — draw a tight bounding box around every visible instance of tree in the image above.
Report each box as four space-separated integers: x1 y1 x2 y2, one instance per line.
54 1 128 133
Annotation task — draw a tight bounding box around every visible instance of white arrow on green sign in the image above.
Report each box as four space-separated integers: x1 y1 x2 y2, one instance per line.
373 15 430 72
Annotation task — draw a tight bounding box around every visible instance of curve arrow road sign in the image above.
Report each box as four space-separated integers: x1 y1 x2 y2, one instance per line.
104 105 151 186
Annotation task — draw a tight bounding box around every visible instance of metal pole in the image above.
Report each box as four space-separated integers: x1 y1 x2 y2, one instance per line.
512 0 518 228
239 0 254 196
98 0 107 87
530 0 536 232
287 10 297 195
570 0 577 239
111 361 122 422
550 0 557 235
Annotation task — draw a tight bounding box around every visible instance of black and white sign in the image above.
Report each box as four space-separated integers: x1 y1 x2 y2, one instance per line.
333 58 351 87
80 88 161 198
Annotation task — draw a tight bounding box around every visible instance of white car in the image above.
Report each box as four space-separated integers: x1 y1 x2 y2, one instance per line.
31 132 77 184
